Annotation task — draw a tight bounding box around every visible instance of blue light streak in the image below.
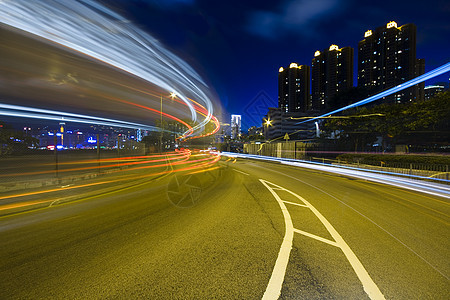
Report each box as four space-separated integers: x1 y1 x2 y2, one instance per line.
297 62 450 124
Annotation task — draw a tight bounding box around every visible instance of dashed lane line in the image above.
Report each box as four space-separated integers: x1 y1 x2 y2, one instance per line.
233 169 250 176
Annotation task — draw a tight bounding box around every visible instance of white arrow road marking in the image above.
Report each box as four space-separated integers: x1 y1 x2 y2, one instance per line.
261 180 294 300
260 179 385 300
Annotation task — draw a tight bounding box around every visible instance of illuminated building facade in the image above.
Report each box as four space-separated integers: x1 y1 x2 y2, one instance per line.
358 21 425 103
424 84 445 100
263 108 281 140
278 63 310 113
231 114 241 139
263 108 315 140
311 45 354 111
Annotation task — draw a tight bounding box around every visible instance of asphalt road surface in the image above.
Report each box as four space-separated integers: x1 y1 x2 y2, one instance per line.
1 156 449 299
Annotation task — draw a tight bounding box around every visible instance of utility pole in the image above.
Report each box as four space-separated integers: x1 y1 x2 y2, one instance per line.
96 133 100 173
117 135 120 168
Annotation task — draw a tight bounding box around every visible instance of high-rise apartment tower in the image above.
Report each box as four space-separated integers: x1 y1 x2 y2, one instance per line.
358 21 424 103
311 44 353 111
278 63 310 113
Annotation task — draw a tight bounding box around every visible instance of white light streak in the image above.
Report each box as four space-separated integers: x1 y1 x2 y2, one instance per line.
0 0 215 137
0 103 168 132
221 152 450 199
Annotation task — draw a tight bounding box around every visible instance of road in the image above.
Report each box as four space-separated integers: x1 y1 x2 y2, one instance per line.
0 155 449 299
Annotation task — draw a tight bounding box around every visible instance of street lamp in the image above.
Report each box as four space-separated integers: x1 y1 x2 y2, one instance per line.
160 92 177 152
263 118 272 140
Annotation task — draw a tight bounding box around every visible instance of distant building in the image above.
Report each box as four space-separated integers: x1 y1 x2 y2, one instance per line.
424 85 445 100
59 122 65 147
263 108 282 140
311 44 353 111
215 122 230 143
263 108 315 141
358 21 425 103
231 114 241 139
278 63 310 113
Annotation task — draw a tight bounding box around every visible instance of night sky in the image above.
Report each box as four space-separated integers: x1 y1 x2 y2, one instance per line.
106 0 450 129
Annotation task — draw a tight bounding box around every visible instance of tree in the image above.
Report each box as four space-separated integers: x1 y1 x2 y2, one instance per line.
141 131 162 153
0 122 39 155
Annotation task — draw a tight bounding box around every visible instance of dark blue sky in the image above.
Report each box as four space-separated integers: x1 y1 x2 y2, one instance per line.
107 0 450 129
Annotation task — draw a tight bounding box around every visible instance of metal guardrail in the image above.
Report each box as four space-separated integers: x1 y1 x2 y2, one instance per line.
221 152 450 198
230 147 450 184
309 157 449 182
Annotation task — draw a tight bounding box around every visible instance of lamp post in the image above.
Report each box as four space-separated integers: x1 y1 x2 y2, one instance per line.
160 92 177 153
264 118 272 140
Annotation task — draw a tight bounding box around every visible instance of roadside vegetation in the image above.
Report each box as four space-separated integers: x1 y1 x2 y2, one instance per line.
0 122 39 156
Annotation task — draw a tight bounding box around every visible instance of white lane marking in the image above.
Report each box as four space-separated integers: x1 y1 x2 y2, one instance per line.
233 169 249 176
260 180 294 300
282 200 307 208
61 184 73 188
278 160 450 199
251 162 449 280
260 179 386 300
293 228 338 247
264 166 450 281
49 198 62 207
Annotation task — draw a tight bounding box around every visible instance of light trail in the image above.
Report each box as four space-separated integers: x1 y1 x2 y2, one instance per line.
0 151 221 205
296 62 450 124
43 152 187 166
183 101 221 140
86 92 194 137
0 0 218 138
221 152 450 198
0 151 191 178
0 150 217 179
0 152 221 213
290 114 385 119
0 103 163 132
